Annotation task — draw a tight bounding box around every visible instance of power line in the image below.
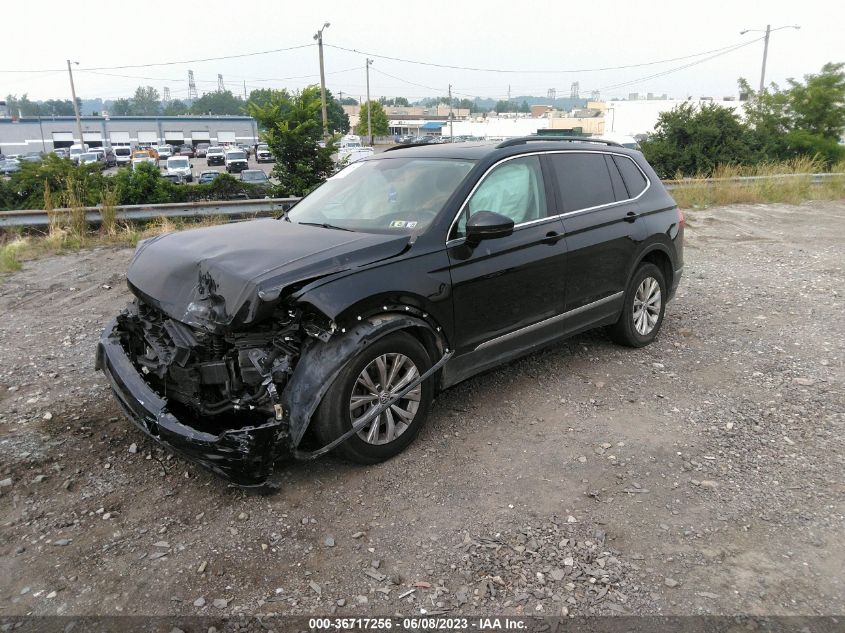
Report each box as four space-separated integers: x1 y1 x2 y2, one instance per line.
324 38 765 74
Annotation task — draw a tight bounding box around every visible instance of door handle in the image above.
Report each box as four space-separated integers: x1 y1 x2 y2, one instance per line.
542 230 563 245
624 211 639 223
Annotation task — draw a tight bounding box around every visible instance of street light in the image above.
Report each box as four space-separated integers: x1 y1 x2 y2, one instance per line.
740 24 800 93
314 22 331 139
67 60 85 150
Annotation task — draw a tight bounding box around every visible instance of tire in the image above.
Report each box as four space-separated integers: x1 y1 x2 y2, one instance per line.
607 262 667 347
312 332 433 464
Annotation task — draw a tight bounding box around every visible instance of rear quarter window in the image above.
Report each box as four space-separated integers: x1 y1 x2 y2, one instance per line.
613 155 648 198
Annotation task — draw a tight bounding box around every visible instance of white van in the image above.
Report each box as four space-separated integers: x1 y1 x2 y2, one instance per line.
114 146 132 166
165 156 193 182
68 143 90 164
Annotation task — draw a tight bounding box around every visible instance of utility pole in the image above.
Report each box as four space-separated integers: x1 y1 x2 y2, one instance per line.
66 60 85 149
244 80 248 100
448 84 453 141
365 58 373 146
740 24 800 93
314 22 331 139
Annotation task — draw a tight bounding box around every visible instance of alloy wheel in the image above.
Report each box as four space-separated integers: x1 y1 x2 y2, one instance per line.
632 277 661 336
350 353 421 445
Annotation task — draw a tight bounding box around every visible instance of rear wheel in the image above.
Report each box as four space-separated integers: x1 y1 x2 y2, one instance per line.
607 262 666 347
312 332 433 464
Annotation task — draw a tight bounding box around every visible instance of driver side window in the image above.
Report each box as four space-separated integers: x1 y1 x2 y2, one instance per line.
452 155 546 239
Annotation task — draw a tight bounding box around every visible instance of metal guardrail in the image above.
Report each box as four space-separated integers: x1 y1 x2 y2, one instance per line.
663 172 844 190
0 197 301 229
1 172 842 229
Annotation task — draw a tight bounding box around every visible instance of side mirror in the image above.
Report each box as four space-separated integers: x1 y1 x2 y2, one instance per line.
465 211 514 244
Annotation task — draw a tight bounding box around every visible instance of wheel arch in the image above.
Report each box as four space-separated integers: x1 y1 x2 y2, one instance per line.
281 312 449 448
631 243 674 291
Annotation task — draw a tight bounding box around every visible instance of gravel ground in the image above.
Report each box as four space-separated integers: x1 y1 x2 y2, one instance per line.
0 200 843 618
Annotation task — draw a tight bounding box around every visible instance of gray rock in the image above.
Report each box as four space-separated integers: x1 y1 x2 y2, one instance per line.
0 478 12 488
193 597 206 607
324 535 335 547
309 581 322 595
52 539 71 546
212 598 229 609
237 512 249 521
128 443 138 454
336 598 346 607
664 578 680 588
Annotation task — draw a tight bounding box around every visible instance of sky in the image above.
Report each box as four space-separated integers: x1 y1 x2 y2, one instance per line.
2 0 842 104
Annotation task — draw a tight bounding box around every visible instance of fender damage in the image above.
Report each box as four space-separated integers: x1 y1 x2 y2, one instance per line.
96 220 446 486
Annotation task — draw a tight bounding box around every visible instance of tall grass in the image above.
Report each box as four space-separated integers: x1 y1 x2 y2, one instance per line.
0 236 27 273
671 158 844 209
100 186 119 236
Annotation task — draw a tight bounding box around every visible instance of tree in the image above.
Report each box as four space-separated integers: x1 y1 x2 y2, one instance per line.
325 89 350 134
379 97 409 107
110 98 133 116
131 86 161 115
190 90 244 115
457 98 475 111
162 99 188 116
339 97 359 106
247 86 336 196
5 93 38 116
354 101 389 137
639 102 754 178
41 99 76 116
741 62 845 165
494 100 512 113
519 100 531 113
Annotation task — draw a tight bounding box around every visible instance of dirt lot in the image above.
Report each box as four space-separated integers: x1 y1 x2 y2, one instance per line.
1 200 843 619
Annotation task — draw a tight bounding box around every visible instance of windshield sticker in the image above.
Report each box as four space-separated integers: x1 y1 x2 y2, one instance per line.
406 221 418 229
389 220 406 228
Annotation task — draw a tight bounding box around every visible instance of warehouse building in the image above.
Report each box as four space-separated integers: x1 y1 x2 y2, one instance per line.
0 115 259 155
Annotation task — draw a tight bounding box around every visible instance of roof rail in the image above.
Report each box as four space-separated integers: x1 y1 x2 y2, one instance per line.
496 136 622 149
383 142 432 153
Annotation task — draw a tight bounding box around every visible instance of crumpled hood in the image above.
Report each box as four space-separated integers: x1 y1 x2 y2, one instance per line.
126 218 409 332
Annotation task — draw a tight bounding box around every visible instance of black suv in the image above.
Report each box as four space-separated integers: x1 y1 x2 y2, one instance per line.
96 138 684 485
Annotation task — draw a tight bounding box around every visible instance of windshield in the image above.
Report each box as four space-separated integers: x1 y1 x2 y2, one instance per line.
80 153 97 161
288 157 476 235
241 171 267 182
227 151 246 160
115 148 130 155
208 147 223 153
168 158 189 168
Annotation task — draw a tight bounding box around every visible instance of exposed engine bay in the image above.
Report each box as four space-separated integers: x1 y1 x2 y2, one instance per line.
115 299 331 426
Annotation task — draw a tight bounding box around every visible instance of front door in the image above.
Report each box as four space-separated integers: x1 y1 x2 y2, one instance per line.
447 155 567 355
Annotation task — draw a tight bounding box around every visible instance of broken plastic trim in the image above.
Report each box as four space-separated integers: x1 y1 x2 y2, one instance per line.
291 348 454 460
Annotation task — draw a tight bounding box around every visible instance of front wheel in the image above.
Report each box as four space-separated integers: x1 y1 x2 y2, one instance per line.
607 262 666 347
312 332 434 464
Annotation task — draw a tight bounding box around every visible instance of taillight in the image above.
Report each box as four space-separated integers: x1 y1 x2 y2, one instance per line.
676 207 685 228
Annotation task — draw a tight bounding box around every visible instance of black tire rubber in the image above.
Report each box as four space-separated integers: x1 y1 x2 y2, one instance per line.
607 262 667 348
312 332 433 464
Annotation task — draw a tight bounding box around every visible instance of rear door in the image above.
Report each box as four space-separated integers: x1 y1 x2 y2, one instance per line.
447 155 567 356
549 151 649 331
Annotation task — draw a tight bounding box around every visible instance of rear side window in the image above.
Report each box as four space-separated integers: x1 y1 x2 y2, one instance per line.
548 153 615 212
613 155 648 198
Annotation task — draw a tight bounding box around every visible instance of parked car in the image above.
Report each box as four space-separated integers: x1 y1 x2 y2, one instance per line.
240 169 271 194
0 158 21 175
68 144 89 164
131 150 158 170
156 145 173 160
78 152 103 169
206 146 225 166
178 144 195 158
113 146 132 166
162 173 185 184
195 143 210 158
165 156 193 182
197 170 220 185
104 148 117 168
255 144 274 163
224 149 248 173
21 152 43 163
95 137 684 486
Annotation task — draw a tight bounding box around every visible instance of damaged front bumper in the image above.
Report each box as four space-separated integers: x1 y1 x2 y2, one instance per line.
95 318 286 486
